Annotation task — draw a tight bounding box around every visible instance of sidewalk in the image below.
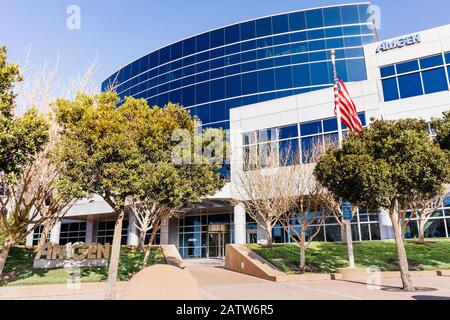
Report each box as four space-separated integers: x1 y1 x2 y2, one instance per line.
0 282 127 300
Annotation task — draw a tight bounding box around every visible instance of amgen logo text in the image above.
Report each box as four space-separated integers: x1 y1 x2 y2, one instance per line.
376 34 421 53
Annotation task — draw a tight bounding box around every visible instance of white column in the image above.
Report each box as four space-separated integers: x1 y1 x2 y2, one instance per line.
160 219 169 245
127 212 139 246
234 203 247 244
379 209 394 240
85 217 95 243
25 225 34 247
49 221 61 244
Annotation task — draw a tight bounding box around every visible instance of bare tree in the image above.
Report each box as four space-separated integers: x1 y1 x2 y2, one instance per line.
400 190 447 244
233 138 298 247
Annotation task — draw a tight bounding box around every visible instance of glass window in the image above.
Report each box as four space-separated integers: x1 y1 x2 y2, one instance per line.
289 11 306 31
420 54 444 69
210 29 224 48
306 9 324 29
240 21 256 40
308 40 326 51
183 37 196 56
196 33 210 52
398 73 423 99
210 101 227 123
347 59 367 82
256 17 272 37
275 67 293 90
301 121 322 136
307 29 325 40
323 7 342 26
323 118 338 132
171 42 182 60
258 69 275 92
380 65 396 78
310 62 330 85
242 72 258 95
422 68 448 94
445 52 450 64
272 14 289 34
341 5 360 24
225 24 240 44
279 139 300 166
210 78 225 101
279 124 299 140
196 82 210 105
226 75 242 98
292 64 311 87
396 60 419 74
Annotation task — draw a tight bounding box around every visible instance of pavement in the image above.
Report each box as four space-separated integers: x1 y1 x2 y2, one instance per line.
1 259 450 300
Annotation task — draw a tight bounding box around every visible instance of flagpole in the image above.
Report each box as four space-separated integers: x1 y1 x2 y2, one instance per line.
331 49 344 149
331 49 355 269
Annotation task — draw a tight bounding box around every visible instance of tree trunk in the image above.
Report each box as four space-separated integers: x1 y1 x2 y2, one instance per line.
299 232 306 272
105 210 125 300
143 221 160 267
265 222 273 247
37 222 52 250
340 223 347 244
138 229 146 252
417 217 426 244
389 209 416 292
0 237 13 276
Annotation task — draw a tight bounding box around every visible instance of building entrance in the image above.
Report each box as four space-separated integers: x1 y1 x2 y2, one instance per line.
208 224 227 258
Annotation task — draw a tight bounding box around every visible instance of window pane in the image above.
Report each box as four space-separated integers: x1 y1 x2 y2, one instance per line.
258 69 275 92
301 121 322 136
240 21 256 40
446 52 450 64
289 11 306 31
310 62 330 85
226 75 242 98
370 223 381 240
256 17 272 37
420 54 444 69
347 59 367 82
306 9 324 29
341 5 360 24
380 65 395 78
275 67 293 90
396 60 419 74
196 33 210 52
210 29 224 48
424 219 447 238
279 139 299 166
242 72 258 95
272 14 289 34
382 78 399 102
279 124 299 139
422 68 448 94
323 118 338 132
225 25 240 45
183 37 196 56
323 7 341 26
398 73 423 98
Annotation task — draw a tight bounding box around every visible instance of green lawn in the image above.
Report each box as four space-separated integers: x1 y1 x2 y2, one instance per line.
0 246 165 287
248 239 450 274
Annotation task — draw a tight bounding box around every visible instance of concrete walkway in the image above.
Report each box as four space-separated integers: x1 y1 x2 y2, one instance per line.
0 282 127 300
1 260 450 300
185 260 450 300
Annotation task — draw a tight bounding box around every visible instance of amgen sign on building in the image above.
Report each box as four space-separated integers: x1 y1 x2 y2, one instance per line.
376 34 421 53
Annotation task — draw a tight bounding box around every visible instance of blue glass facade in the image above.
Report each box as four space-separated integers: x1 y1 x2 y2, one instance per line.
102 4 375 129
381 52 450 102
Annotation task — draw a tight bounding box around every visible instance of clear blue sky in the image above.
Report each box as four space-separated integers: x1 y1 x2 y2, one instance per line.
1 0 449 89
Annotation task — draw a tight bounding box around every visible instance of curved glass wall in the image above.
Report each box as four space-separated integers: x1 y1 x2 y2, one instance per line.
102 3 375 129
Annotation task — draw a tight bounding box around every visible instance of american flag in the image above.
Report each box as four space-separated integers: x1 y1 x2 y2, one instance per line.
334 79 363 133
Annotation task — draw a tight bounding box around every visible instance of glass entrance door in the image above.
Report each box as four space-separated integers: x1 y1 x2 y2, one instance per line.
208 232 225 258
